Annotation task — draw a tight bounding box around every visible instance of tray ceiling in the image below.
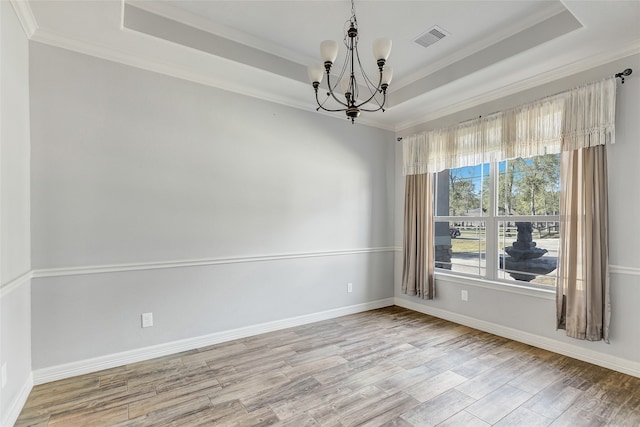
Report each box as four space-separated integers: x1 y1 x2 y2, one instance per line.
20 1 640 130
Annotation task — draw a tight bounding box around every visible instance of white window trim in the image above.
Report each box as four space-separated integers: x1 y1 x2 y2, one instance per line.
435 270 556 300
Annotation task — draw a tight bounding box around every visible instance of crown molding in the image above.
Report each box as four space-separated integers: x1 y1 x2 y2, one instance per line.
29 27 394 132
31 28 297 106
9 0 38 38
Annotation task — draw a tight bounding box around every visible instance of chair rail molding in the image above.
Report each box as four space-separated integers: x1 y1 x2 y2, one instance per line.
0 270 33 298
610 265 640 276
31 247 397 279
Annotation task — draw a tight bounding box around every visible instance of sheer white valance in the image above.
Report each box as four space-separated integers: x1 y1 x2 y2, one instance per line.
403 77 617 175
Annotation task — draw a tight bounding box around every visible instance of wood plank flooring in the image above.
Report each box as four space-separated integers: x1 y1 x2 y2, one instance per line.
15 307 640 426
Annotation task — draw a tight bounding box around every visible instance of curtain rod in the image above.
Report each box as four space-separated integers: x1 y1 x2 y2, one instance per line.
396 68 633 143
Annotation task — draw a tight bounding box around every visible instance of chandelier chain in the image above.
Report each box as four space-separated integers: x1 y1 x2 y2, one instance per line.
350 0 357 25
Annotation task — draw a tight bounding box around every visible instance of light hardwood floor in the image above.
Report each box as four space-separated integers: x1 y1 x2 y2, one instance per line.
15 307 640 426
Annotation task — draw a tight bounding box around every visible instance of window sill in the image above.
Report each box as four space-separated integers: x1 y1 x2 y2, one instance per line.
435 271 556 300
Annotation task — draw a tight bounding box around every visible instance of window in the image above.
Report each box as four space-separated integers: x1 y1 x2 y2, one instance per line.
434 153 560 288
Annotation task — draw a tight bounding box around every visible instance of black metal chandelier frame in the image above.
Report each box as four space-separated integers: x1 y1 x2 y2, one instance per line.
308 0 392 124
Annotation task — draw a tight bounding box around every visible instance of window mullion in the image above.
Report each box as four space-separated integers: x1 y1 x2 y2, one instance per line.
485 161 499 280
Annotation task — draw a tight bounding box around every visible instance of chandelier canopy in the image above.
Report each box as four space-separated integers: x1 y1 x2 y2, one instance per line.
307 0 393 124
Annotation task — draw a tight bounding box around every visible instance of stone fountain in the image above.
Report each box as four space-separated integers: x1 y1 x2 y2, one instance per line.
500 222 557 282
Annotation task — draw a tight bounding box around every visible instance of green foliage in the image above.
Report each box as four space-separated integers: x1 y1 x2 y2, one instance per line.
450 153 560 217
507 154 560 215
449 171 480 215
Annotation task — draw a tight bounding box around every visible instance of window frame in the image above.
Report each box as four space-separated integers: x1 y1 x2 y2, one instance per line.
433 158 559 291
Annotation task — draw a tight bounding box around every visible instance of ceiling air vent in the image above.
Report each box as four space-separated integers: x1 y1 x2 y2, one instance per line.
414 26 448 48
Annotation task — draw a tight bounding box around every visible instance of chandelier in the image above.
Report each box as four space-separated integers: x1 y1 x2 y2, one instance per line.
307 0 393 124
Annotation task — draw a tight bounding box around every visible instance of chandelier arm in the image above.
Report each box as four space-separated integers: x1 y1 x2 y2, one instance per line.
359 105 386 113
314 87 348 112
321 47 351 109
331 55 349 94
314 91 329 111
315 98 350 113
354 92 383 109
359 87 387 112
354 42 381 94
354 70 384 108
357 86 385 110
324 71 349 108
351 41 387 109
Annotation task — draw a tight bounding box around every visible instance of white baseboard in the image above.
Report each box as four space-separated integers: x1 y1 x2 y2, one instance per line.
1 373 33 427
27 295 640 390
395 297 640 378
33 298 395 385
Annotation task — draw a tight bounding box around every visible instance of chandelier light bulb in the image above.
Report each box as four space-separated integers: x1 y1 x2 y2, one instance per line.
382 67 393 86
307 64 324 84
341 76 351 96
320 40 339 65
373 38 392 63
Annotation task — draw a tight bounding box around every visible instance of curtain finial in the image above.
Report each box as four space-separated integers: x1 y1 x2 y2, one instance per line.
615 68 632 84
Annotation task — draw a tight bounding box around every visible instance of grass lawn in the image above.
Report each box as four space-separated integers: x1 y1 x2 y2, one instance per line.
448 233 557 289
451 237 486 253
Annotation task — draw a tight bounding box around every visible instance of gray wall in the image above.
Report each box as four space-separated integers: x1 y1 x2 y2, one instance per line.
0 1 32 424
29 43 396 369
395 54 640 368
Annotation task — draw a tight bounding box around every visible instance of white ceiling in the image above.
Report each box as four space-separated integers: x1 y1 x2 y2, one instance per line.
19 0 640 131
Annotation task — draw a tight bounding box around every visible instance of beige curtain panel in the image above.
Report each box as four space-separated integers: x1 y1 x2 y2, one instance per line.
401 173 435 299
557 146 611 342
401 76 616 342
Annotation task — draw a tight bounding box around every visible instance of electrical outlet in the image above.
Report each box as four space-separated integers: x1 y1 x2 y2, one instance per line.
1 363 7 388
347 283 353 293
461 290 468 301
141 312 154 328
